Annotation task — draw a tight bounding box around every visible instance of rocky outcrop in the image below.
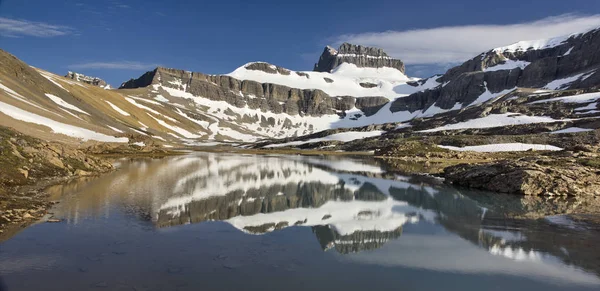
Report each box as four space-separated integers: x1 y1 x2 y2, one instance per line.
0 126 114 232
355 96 389 116
120 66 388 117
313 43 405 73
65 71 109 88
243 62 291 75
443 155 600 196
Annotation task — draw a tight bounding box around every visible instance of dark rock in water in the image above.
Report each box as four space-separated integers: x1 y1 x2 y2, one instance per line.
313 43 405 73
443 156 600 196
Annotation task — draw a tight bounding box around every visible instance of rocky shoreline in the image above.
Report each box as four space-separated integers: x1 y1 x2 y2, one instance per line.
0 126 179 239
375 139 600 198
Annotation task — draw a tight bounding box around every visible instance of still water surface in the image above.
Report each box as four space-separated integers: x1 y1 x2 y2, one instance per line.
1 153 599 290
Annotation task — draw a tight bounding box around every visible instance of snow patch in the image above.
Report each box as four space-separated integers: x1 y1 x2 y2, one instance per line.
484 60 530 72
438 143 563 152
543 73 585 90
420 113 569 133
264 131 385 148
104 100 130 116
45 94 89 115
550 127 594 134
530 91 600 104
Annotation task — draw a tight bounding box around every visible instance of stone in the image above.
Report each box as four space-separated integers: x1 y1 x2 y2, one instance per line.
18 168 28 179
74 169 92 176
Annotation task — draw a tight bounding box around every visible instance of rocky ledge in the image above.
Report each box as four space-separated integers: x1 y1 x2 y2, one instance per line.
444 153 600 196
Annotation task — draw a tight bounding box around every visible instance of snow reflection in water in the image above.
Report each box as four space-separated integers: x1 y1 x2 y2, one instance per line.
1 152 599 291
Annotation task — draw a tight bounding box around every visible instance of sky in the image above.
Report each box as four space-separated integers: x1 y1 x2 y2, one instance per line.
2 0 600 86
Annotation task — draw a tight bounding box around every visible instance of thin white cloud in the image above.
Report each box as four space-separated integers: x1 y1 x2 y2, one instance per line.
0 17 75 37
68 61 159 70
333 14 600 65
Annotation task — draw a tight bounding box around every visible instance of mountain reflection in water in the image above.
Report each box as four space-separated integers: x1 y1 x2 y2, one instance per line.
3 152 599 290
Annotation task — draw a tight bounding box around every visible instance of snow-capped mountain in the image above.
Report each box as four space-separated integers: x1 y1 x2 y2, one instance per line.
1 29 600 146
396 27 600 113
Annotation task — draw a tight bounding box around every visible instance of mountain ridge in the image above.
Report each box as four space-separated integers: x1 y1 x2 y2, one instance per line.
2 26 600 147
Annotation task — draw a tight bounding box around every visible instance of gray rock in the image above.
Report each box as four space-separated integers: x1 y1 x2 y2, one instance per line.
244 62 291 75
65 71 109 88
313 43 405 73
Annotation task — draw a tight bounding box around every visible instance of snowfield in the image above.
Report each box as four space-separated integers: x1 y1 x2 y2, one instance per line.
530 91 600 104
227 62 427 99
419 113 568 133
493 32 579 53
543 73 587 90
438 143 563 152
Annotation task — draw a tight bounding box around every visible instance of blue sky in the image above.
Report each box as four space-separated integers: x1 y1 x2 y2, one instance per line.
2 0 600 86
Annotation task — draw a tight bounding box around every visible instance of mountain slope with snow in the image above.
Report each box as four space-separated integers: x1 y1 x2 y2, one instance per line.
3 27 600 147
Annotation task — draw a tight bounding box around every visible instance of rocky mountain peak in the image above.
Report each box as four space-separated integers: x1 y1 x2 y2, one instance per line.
65 71 110 89
313 42 405 74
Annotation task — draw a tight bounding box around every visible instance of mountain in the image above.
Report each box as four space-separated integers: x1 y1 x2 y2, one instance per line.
1 26 600 149
391 27 600 113
65 71 111 89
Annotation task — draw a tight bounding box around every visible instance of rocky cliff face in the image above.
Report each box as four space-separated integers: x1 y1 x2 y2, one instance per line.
392 28 600 113
65 71 110 89
120 66 389 117
313 43 405 73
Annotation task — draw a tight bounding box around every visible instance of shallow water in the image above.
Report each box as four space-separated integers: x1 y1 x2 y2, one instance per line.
1 153 599 291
